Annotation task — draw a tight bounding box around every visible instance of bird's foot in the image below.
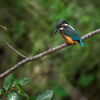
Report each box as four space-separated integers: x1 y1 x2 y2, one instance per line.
63 42 67 44
63 42 73 45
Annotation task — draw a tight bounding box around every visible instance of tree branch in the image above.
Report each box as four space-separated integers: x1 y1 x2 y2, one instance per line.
0 25 7 30
0 24 27 59
0 33 27 59
0 29 100 79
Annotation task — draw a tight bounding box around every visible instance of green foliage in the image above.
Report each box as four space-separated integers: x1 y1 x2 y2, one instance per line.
18 78 31 86
15 78 31 86
78 74 95 87
7 92 22 100
0 74 31 99
19 91 30 100
3 74 14 91
0 74 53 100
53 84 67 98
30 91 53 100
0 89 4 95
36 90 53 100
30 96 36 100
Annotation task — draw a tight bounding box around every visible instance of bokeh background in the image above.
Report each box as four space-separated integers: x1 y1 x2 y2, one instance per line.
0 0 100 100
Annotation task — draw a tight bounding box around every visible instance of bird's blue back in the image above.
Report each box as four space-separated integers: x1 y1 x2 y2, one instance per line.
62 25 81 41
62 25 84 47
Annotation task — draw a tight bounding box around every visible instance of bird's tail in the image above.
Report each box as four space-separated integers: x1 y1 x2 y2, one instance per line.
78 41 84 47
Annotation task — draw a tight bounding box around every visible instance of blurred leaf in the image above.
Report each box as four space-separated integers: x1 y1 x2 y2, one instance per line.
53 84 67 98
79 15 90 25
0 89 4 95
12 77 31 87
78 74 95 87
36 90 53 100
30 96 36 100
3 74 14 91
15 0 24 9
12 21 26 41
17 78 31 86
17 84 23 94
16 84 30 100
21 92 30 100
7 92 22 100
12 80 19 87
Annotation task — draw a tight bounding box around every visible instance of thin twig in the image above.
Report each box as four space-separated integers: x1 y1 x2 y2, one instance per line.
0 24 27 58
0 29 100 79
0 25 7 30
0 32 27 59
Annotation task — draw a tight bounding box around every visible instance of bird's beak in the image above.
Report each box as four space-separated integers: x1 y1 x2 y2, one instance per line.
52 28 58 35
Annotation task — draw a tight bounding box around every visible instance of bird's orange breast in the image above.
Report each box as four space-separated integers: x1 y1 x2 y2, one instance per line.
60 33 78 44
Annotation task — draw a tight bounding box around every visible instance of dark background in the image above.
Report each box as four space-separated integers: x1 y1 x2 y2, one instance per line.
0 0 100 100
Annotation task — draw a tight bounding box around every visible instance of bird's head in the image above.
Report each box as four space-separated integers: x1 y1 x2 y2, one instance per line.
53 19 68 35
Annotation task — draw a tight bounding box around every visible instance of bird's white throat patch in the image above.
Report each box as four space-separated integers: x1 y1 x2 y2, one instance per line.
59 24 75 31
62 24 75 31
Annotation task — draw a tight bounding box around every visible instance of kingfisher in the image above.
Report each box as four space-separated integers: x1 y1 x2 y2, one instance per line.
53 19 84 47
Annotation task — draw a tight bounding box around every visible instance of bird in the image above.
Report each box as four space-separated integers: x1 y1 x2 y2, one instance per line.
52 19 84 47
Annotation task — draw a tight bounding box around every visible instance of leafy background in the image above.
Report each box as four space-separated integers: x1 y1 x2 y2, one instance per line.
0 0 100 100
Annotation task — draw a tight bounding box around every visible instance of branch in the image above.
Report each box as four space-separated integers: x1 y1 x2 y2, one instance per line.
0 29 100 79
0 25 27 59
0 34 27 59
0 25 7 30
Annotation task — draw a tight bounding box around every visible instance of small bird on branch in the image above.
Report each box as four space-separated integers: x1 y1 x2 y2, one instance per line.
53 19 84 47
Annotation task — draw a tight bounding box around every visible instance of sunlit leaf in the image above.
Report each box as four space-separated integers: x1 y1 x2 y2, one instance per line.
17 78 31 86
36 90 53 100
12 80 19 87
3 74 14 91
16 84 23 94
7 92 22 100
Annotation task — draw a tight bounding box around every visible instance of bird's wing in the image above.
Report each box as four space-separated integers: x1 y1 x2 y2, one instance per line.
63 25 81 41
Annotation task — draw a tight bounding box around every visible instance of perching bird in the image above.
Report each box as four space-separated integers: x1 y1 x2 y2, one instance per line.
53 19 84 47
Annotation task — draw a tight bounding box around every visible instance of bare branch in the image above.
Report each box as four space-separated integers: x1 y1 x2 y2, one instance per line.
0 33 27 59
0 25 7 30
0 29 100 79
